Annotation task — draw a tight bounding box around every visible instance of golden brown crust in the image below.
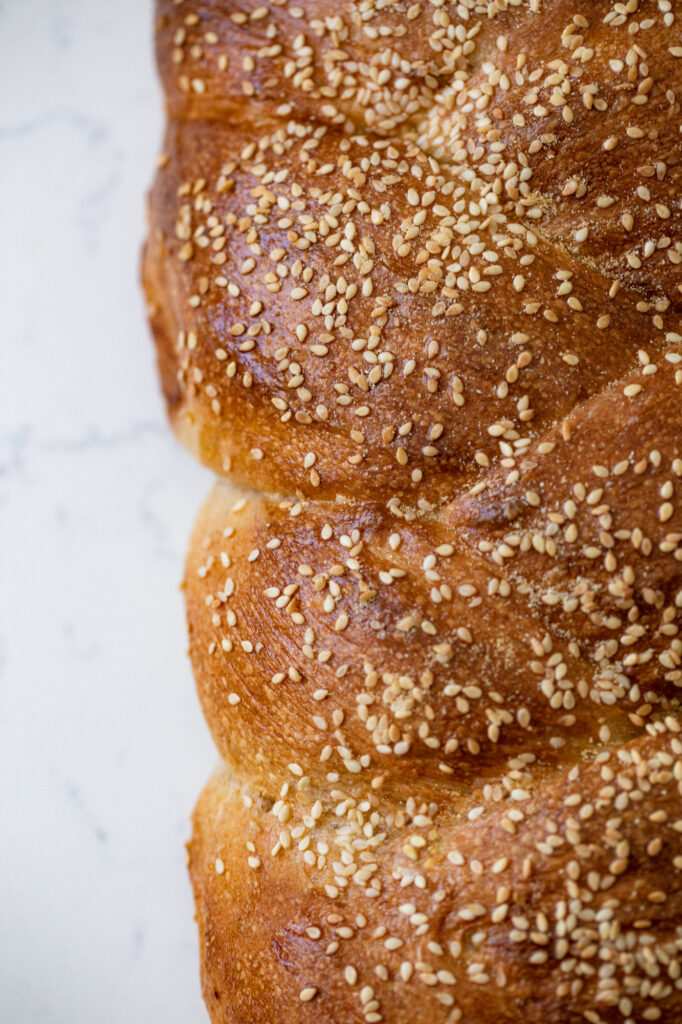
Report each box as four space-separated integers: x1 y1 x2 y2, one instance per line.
154 0 507 130
145 0 682 501
190 733 682 1024
185 340 682 802
144 1 682 1020
183 338 682 1016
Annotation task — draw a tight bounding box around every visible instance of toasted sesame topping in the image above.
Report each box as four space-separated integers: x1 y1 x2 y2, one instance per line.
155 1 682 1018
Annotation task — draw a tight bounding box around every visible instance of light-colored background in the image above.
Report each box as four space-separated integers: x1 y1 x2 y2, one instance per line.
1 2 215 1021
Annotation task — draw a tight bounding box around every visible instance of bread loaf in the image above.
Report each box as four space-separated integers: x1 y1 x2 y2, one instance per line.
144 1 682 1020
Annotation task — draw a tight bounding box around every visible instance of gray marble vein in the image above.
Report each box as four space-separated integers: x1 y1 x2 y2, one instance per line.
0 3 212 1022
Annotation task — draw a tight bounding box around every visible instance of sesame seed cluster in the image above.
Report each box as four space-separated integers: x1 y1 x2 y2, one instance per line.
143 0 682 1021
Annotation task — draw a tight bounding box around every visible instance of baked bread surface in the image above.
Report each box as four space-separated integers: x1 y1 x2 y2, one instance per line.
144 0 682 1020
145 0 682 502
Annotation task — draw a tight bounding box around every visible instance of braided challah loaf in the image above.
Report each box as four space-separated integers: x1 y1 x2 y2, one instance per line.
143 1 682 1020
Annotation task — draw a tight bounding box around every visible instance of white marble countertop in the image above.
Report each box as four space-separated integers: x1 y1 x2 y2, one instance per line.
1 3 215 1021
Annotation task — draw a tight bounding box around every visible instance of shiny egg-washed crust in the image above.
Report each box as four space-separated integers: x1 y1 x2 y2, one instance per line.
145 0 682 502
143 0 682 1020
184 337 682 1019
190 735 682 1024
187 346 682 802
